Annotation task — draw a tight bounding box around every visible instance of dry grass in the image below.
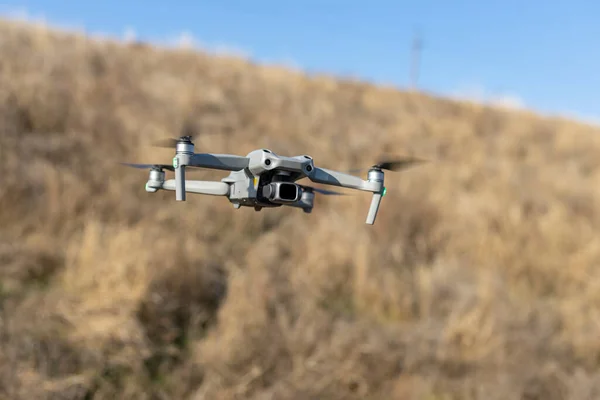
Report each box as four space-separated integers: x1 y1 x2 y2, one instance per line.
1 18 600 399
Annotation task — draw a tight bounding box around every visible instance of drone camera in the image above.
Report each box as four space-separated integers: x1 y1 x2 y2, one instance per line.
278 182 299 201
261 182 300 203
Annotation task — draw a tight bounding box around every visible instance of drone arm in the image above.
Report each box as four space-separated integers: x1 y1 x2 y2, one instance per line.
307 167 380 192
161 180 230 196
188 154 250 171
175 165 186 200
366 191 383 225
308 167 385 225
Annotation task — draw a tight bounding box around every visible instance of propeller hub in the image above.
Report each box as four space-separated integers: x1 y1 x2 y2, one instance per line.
148 169 165 181
146 168 165 192
367 168 384 182
175 138 194 154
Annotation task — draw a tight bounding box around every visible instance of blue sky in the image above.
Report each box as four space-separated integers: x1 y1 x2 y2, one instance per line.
1 1 598 123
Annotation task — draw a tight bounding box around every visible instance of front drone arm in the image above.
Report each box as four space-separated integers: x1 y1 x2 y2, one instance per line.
307 167 381 192
187 153 250 171
307 167 385 225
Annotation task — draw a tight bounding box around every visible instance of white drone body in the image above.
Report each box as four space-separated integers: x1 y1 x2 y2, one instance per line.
125 136 421 225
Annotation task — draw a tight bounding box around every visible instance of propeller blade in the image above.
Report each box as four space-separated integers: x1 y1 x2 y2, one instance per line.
347 156 428 173
374 157 427 171
150 119 229 148
151 138 182 148
120 162 175 171
150 119 198 148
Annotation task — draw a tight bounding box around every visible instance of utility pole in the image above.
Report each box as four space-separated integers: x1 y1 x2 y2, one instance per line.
410 29 423 91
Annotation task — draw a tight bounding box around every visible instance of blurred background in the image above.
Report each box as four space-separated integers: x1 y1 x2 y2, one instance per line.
0 1 599 399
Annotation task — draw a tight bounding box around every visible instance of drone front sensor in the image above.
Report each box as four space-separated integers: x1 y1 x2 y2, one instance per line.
122 135 425 225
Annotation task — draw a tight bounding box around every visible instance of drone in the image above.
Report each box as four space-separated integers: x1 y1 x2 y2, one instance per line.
122 133 425 225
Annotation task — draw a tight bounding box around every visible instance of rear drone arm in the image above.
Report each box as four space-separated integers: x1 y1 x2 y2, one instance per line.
160 180 230 196
173 152 250 201
306 167 385 225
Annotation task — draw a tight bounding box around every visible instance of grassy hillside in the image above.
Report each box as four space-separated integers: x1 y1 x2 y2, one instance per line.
2 18 600 400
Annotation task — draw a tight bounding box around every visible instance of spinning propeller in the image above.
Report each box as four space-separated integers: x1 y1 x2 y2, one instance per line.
151 134 195 149
149 120 227 148
121 121 202 184
347 156 427 173
121 163 175 171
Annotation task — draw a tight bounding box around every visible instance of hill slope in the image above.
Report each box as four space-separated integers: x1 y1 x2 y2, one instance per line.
2 19 600 400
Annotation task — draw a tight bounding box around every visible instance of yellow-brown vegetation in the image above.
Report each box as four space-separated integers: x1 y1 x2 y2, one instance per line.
1 18 600 399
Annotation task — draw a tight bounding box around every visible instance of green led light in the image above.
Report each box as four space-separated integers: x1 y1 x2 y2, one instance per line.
382 187 387 196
